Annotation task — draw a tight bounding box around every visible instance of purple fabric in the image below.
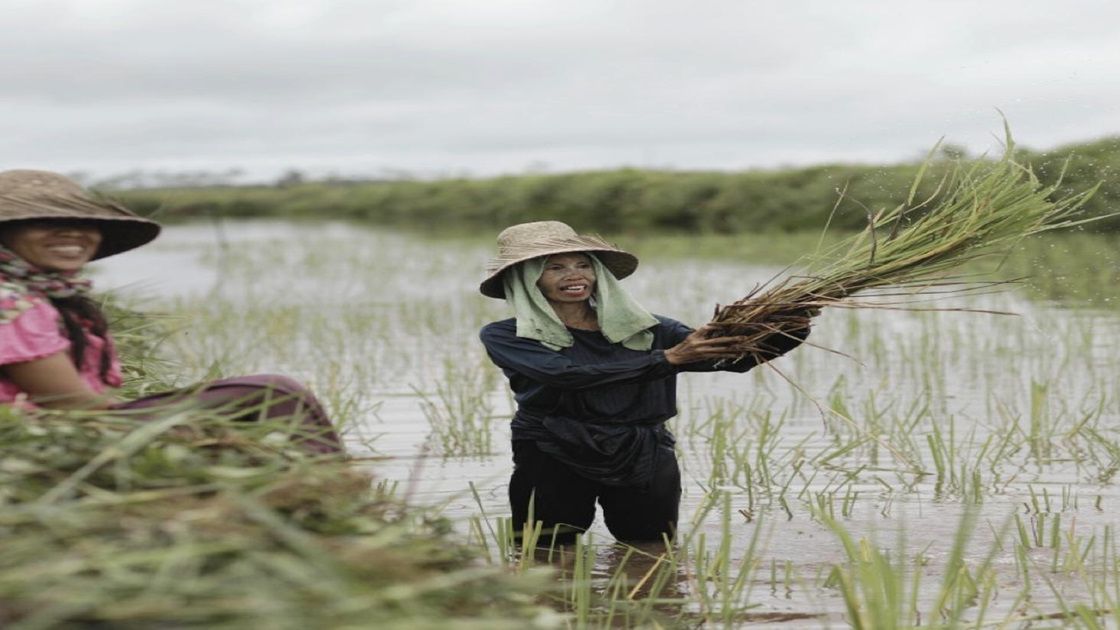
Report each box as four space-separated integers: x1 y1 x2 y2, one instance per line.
113 374 343 455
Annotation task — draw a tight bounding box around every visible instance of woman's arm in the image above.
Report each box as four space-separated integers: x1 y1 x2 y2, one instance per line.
2 351 113 409
664 316 813 374
481 321 766 390
481 325 680 390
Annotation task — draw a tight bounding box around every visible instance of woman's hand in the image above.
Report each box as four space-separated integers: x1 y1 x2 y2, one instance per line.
664 325 755 366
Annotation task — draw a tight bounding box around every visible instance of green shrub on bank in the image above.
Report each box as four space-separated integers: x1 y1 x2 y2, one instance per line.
115 136 1119 234
1032 136 1120 231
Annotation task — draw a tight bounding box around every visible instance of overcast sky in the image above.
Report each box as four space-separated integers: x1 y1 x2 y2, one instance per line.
2 0 1117 182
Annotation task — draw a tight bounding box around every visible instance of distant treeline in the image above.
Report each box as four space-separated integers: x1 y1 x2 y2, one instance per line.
115 136 1119 233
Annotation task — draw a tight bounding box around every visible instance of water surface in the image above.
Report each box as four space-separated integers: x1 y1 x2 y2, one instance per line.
93 220 1120 626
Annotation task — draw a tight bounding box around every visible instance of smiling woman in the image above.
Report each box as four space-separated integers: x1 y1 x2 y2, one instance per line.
0 170 342 454
478 221 814 544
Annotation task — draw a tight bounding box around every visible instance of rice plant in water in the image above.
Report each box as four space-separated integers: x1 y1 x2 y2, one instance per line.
416 357 497 456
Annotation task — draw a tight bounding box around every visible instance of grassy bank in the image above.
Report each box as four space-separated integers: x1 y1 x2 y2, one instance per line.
115 136 1119 234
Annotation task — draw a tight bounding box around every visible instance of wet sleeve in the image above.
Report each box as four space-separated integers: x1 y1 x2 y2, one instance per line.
725 324 811 372
0 300 70 367
662 316 810 374
479 324 679 390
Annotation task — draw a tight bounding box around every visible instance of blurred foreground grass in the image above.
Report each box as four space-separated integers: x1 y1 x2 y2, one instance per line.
0 313 552 629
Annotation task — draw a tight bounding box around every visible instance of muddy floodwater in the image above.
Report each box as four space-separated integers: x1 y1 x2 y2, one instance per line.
94 220 1120 627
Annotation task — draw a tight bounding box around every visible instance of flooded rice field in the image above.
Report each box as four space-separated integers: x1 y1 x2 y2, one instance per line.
94 220 1120 627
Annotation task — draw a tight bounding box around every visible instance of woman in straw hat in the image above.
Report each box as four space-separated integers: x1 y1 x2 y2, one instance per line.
479 220 811 544
0 170 341 454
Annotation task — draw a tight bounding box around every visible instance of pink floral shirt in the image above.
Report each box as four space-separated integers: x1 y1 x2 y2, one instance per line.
0 297 122 404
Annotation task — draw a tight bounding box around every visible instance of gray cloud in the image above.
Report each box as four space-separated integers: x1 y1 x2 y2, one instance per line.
1 0 1116 181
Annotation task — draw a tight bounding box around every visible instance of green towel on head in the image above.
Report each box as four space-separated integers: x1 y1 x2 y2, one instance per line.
503 254 658 351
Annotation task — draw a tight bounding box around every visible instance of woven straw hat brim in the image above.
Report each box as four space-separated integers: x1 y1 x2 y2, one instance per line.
479 235 638 299
0 192 161 260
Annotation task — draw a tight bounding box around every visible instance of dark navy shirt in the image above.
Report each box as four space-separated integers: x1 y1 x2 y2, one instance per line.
480 315 804 486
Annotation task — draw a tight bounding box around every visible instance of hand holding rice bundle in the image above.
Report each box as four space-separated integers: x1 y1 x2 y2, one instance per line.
706 126 1100 357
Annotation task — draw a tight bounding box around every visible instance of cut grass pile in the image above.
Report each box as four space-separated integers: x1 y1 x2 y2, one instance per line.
0 318 551 629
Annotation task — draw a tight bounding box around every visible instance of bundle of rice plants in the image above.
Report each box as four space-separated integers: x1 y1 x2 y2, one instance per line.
707 125 1101 352
0 408 553 628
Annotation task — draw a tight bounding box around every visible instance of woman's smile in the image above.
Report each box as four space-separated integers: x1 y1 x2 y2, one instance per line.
537 253 596 304
559 281 590 296
0 221 102 272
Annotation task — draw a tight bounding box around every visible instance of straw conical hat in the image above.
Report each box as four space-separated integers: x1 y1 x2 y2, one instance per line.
0 170 160 259
479 220 638 299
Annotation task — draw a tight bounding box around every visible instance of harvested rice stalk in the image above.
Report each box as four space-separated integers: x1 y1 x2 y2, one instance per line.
707 125 1100 353
0 405 552 628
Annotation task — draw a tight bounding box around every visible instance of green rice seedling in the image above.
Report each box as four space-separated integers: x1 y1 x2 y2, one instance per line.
884 392 932 455
1029 379 1055 462
819 504 1004 629
820 513 919 628
564 534 596 626
465 484 557 577
1076 528 1120 628
1012 540 1035 606
1029 486 1057 515
813 490 837 521
1056 525 1098 576
924 415 993 502
1016 512 1063 550
595 546 643 627
1077 425 1120 484
812 434 875 472
877 488 896 518
840 486 860 518
465 480 505 564
745 409 792 482
926 428 952 496
991 386 1068 469
700 409 807 510
681 395 813 518
313 358 382 433
813 381 922 474
415 357 496 456
1005 522 1120 627
374 478 400 498
498 534 689 628
700 400 737 488
1012 499 1109 579
825 374 855 435
676 491 770 626
960 467 986 505
805 472 864 522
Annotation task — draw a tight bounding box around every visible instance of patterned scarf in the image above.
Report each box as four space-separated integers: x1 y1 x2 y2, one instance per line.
0 244 92 324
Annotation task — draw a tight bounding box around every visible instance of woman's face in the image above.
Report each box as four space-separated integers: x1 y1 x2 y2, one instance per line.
537 252 596 304
0 221 103 272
